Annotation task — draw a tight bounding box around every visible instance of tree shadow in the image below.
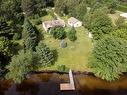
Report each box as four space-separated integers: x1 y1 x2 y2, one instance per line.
52 49 58 65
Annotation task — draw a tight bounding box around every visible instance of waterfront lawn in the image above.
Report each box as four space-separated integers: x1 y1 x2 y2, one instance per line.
38 26 92 72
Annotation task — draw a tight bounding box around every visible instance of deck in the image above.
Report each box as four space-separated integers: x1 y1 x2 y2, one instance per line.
60 69 75 91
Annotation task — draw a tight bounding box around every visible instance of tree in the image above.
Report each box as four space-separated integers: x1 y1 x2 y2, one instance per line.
35 41 54 66
6 50 38 83
111 28 127 40
54 0 86 17
0 20 15 64
0 21 14 39
54 0 68 16
21 0 35 17
23 18 38 50
85 9 113 40
108 0 117 14
51 27 66 40
0 0 22 21
89 35 127 81
75 1 87 21
68 27 77 41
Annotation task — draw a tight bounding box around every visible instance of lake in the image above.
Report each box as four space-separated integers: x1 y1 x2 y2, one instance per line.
0 72 127 95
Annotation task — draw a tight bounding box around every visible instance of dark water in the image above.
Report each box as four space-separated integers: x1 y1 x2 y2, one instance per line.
0 72 127 95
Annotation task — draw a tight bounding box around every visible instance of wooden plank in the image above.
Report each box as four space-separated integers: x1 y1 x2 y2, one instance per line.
60 69 75 91
69 69 74 85
60 84 75 90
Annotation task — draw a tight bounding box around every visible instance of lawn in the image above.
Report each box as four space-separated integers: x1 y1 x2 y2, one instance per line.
38 25 92 72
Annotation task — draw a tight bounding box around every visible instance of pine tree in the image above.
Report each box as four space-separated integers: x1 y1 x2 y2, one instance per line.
35 42 54 66
0 20 14 64
23 18 38 50
21 0 35 17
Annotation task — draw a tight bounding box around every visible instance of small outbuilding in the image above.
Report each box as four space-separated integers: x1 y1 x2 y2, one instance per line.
42 20 65 32
120 13 127 19
68 17 82 27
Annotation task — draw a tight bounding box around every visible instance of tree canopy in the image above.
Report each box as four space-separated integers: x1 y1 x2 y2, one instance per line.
51 27 66 40
6 50 37 83
89 35 127 81
23 18 38 50
35 41 55 66
85 9 113 40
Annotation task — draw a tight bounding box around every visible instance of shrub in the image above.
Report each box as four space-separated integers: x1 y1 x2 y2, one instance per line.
68 27 77 41
57 65 69 72
60 40 67 48
51 27 66 40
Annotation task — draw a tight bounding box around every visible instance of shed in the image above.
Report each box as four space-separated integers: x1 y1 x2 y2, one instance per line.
68 17 82 27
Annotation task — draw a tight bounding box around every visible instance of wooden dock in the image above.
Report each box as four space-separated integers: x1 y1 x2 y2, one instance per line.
60 69 75 91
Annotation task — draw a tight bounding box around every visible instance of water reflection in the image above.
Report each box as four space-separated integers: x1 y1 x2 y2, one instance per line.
0 73 127 95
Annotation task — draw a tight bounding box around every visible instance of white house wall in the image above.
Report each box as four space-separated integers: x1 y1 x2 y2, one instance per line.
42 23 48 32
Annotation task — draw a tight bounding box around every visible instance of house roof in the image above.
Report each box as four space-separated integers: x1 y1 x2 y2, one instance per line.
43 20 65 29
68 17 81 24
120 13 127 18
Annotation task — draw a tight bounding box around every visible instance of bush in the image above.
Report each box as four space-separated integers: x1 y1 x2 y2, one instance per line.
51 27 66 40
68 27 77 41
60 40 67 48
13 33 21 40
57 65 69 72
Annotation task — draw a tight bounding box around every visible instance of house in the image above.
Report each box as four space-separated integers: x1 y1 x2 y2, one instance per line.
68 17 82 27
120 13 127 19
42 20 65 32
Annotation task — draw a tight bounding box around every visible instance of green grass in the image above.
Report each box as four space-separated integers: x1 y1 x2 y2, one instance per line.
38 26 92 72
31 13 93 72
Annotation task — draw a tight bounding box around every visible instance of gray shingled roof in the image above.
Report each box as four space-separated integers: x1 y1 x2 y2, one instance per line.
68 17 80 24
43 20 65 29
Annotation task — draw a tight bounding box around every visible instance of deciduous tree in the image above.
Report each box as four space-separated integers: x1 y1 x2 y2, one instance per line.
51 27 66 40
85 9 113 40
6 50 38 83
